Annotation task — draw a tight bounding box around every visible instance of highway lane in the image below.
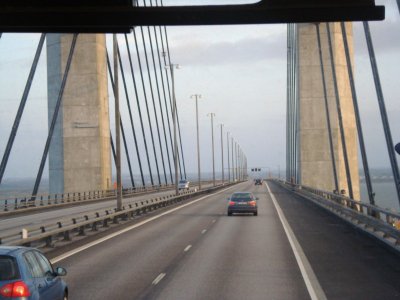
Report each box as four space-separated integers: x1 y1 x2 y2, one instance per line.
267 181 400 300
0 183 215 236
49 181 311 300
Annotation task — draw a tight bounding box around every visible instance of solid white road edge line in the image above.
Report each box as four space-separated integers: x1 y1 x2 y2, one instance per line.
266 182 328 300
50 184 241 264
152 273 166 285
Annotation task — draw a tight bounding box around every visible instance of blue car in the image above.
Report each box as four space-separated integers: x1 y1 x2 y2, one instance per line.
0 246 68 300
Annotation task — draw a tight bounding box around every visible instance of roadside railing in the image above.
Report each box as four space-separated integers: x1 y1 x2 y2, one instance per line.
0 180 219 214
272 179 400 251
0 182 237 247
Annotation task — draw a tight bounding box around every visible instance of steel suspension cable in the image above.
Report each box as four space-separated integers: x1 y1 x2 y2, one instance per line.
0 33 46 186
124 34 153 186
160 0 187 179
31 34 78 199
326 23 354 199
341 22 375 205
121 121 135 187
133 28 162 186
141 0 169 184
164 33 185 179
116 43 145 187
316 24 339 193
363 21 400 205
152 1 182 179
149 0 174 184
157 22 181 181
110 134 117 165
106 51 135 188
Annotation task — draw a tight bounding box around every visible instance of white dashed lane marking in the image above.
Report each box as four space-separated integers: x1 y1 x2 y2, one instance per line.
152 273 166 285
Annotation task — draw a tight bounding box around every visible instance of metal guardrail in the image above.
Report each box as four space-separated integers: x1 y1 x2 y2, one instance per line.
0 180 218 213
0 185 166 211
0 182 237 247
273 179 400 252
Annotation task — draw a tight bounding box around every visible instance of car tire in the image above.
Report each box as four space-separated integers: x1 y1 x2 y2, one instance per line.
228 212 232 216
254 212 258 216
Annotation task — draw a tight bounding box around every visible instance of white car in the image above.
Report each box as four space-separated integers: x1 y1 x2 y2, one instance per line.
178 180 190 190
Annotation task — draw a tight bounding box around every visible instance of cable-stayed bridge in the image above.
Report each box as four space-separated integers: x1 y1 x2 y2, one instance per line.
0 1 399 299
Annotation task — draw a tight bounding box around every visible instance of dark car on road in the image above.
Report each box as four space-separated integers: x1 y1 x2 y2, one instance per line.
254 179 263 185
227 192 258 216
0 246 68 300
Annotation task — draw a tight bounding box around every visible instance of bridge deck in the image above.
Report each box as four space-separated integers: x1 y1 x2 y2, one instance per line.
0 184 214 238
44 181 400 299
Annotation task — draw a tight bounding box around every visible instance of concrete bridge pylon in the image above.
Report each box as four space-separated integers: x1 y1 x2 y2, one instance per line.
298 23 360 199
47 34 112 194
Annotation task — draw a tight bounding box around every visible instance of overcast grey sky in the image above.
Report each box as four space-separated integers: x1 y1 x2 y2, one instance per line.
0 0 399 182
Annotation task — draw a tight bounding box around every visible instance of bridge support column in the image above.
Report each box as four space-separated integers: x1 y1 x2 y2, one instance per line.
47 34 112 194
298 23 360 199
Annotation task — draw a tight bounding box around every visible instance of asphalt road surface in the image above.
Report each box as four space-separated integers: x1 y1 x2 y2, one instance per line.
47 181 400 300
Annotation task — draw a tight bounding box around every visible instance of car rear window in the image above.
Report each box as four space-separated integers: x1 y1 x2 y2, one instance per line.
231 193 252 201
179 180 187 184
0 256 20 281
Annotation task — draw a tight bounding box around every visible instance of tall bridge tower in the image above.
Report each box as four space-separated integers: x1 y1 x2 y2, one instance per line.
298 23 360 199
47 34 112 194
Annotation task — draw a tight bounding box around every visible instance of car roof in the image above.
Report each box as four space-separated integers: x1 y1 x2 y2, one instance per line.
0 246 32 256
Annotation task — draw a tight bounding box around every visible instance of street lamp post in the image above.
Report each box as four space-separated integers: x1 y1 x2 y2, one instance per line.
113 34 122 211
245 155 247 179
239 148 242 181
220 124 224 185
240 148 242 180
207 113 216 186
235 142 238 182
231 137 235 181
191 94 202 190
238 146 241 181
227 132 230 183
166 63 180 195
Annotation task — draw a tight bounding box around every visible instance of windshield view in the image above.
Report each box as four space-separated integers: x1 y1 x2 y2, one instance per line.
0 0 399 299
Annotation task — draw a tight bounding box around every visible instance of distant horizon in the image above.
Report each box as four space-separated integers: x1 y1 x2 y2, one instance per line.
0 166 397 182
